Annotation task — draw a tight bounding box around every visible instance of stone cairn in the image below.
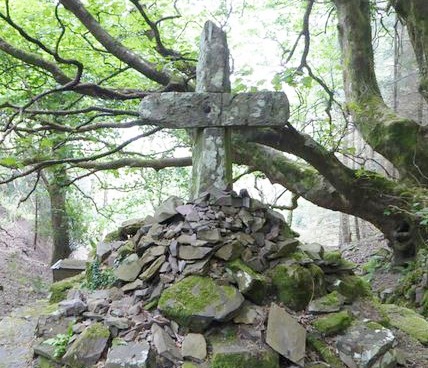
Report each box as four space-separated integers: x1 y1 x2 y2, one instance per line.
33 190 404 368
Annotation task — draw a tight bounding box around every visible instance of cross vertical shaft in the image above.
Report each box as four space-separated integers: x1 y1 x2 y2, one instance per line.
191 21 233 199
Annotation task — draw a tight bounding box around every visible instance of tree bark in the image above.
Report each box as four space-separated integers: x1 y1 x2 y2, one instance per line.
236 126 422 263
43 170 72 264
333 0 428 184
392 0 428 104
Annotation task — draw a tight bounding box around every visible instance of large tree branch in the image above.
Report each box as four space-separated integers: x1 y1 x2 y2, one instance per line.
0 37 148 100
234 142 349 212
240 125 358 197
59 0 175 87
75 156 191 170
235 131 418 252
333 0 428 184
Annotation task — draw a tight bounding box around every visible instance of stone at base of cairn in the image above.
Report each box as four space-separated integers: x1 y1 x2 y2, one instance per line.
35 190 399 368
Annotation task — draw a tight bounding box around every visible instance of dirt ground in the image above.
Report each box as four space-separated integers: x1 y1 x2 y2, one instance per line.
0 206 52 317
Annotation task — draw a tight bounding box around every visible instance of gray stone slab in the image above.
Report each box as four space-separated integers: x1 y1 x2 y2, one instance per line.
336 322 396 368
140 92 289 128
182 333 207 360
266 303 306 366
105 341 152 368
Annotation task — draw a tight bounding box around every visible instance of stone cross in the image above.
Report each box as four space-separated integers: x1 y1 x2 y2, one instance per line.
140 21 289 199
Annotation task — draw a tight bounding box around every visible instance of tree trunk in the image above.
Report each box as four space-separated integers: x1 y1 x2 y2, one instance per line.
340 213 352 246
44 171 72 264
334 0 428 184
392 0 428 104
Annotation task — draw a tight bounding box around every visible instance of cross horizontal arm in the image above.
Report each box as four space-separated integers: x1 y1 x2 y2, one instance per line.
139 91 289 128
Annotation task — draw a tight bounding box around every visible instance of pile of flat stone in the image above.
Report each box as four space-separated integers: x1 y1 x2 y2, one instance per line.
100 190 304 302
32 191 404 368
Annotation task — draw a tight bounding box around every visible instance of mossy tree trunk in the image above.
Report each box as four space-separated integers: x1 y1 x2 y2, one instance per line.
43 169 72 264
392 0 428 103
334 0 428 184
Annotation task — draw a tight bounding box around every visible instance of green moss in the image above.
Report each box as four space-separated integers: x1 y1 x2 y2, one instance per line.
381 304 428 345
158 276 236 329
307 334 345 368
11 300 59 318
212 349 279 368
307 263 326 297
422 290 428 317
117 240 135 259
49 273 85 303
182 363 198 368
103 229 121 242
290 250 311 262
323 251 342 264
365 321 384 330
227 259 259 277
333 275 370 302
270 264 314 311
85 322 110 339
313 311 353 336
35 357 58 368
370 298 392 326
311 291 344 310
143 298 158 311
323 251 356 269
226 259 269 304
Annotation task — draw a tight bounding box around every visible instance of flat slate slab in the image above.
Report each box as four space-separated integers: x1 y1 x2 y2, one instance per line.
158 275 244 331
266 303 306 366
105 341 152 368
140 92 289 128
336 322 396 368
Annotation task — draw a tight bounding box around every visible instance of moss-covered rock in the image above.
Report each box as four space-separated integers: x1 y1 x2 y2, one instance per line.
392 248 428 315
226 259 269 304
158 276 244 331
210 329 279 368
331 275 369 302
62 322 110 368
182 363 199 368
211 349 279 368
116 240 135 259
308 291 345 314
104 229 122 242
33 356 61 368
313 311 353 336
270 263 321 311
381 304 428 345
307 263 327 297
323 251 356 270
49 273 85 303
307 333 346 368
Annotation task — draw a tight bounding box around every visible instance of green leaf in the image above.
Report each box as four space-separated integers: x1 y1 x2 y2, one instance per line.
301 76 313 88
0 157 19 167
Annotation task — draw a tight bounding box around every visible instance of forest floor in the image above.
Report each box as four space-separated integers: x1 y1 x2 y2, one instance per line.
341 234 428 367
0 206 52 317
